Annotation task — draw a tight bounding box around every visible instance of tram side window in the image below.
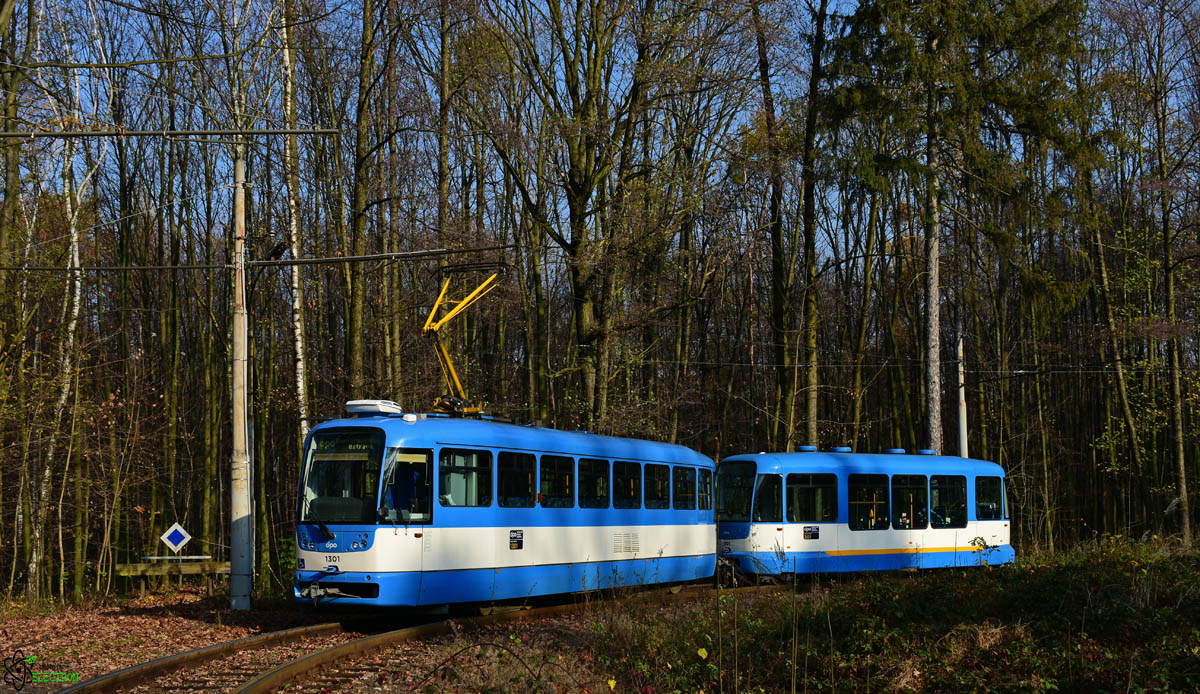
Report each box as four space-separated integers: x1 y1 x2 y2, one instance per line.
498 452 535 507
645 464 670 509
579 458 609 508
673 467 697 510
976 476 1004 520
614 461 642 509
540 455 575 508
439 448 492 507
930 475 966 528
891 475 928 529
698 469 713 511
380 448 432 523
849 474 889 530
786 473 837 523
752 474 782 523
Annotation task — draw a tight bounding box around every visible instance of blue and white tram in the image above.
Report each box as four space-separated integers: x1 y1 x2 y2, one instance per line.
716 448 1015 576
294 401 716 607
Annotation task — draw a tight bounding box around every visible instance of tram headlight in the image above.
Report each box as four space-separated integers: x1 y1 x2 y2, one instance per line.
352 541 360 550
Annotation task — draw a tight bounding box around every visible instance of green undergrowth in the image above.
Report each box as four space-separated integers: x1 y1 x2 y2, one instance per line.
586 537 1200 693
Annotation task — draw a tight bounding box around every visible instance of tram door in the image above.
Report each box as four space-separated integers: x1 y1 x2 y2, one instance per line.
380 450 429 586
891 475 928 570
750 474 786 574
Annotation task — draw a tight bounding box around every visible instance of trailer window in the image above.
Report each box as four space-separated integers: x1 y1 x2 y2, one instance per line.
786 473 837 523
645 464 670 509
614 461 641 509
891 475 928 529
716 460 756 522
498 451 535 507
439 448 492 507
698 469 713 511
673 467 697 510
752 474 782 523
849 474 889 530
976 476 1004 520
579 458 609 508
540 455 575 508
930 475 967 528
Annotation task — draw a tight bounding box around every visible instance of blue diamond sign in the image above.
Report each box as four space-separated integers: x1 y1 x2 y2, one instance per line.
160 522 192 553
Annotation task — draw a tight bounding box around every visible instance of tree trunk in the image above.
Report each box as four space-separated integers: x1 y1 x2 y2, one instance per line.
282 0 310 448
348 0 377 397
28 134 85 601
800 0 828 447
923 81 943 454
750 0 796 449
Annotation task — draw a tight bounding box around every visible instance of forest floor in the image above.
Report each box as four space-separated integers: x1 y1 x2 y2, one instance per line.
0 586 331 688
0 536 1197 692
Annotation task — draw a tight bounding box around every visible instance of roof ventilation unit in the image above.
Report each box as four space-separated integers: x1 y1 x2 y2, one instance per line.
831 446 852 453
345 400 405 416
917 449 937 455
795 445 818 452
885 448 906 454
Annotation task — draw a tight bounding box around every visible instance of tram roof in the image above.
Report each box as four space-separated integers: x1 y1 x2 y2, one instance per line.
717 451 1006 477
310 414 713 468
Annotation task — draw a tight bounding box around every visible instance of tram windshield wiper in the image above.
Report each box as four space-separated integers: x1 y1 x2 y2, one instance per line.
315 520 335 541
378 506 399 530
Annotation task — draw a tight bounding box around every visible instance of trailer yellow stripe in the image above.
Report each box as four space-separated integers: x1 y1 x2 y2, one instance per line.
822 546 982 556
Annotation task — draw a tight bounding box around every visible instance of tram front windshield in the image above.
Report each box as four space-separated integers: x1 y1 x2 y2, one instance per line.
300 428 385 524
716 460 756 522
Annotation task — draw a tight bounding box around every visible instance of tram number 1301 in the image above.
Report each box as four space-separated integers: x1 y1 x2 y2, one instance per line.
325 555 340 563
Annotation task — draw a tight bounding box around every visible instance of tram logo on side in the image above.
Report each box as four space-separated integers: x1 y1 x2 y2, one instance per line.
509 530 524 550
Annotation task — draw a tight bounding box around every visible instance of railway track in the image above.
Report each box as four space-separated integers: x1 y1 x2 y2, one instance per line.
65 583 777 693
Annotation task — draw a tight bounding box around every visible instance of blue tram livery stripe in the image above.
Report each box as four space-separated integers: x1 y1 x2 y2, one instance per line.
724 545 1016 574
295 554 716 607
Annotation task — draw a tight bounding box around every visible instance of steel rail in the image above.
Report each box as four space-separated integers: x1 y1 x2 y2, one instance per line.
60 622 343 694
236 584 781 694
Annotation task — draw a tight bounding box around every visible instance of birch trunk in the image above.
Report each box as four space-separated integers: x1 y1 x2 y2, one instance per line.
28 129 93 600
281 0 309 447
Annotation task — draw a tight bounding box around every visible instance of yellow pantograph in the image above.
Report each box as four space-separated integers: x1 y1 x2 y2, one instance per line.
422 273 498 415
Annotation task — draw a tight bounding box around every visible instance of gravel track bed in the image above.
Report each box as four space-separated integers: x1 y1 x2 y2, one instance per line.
269 613 607 694
123 631 368 693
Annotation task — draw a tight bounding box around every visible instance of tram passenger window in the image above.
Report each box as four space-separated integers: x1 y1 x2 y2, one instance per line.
498 452 535 507
645 464 670 509
673 467 697 510
786 473 837 523
752 474 782 523
379 448 432 523
930 475 966 528
540 455 575 508
698 469 713 511
439 448 492 507
848 474 889 530
976 476 1003 520
579 458 609 508
614 461 641 509
891 475 928 529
